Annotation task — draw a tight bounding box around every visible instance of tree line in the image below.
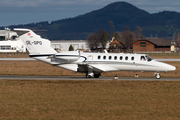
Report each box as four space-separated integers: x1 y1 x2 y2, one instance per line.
86 26 143 53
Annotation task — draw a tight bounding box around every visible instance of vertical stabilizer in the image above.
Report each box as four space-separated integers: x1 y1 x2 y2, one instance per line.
14 28 57 55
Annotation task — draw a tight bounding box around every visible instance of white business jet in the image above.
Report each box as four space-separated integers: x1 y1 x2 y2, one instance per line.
14 28 176 79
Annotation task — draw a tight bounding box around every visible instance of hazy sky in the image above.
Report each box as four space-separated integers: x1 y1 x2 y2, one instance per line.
0 0 180 26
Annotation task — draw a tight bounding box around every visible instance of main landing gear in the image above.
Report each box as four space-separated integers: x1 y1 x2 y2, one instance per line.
94 73 101 78
155 73 161 79
86 66 94 78
86 73 101 78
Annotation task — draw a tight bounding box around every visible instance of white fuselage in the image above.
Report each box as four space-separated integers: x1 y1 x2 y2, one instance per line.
31 51 176 73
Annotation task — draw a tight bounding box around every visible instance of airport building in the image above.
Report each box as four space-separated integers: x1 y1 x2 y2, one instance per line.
0 29 26 52
0 29 89 52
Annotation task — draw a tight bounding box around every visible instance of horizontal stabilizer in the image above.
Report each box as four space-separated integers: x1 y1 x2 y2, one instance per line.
12 29 29 36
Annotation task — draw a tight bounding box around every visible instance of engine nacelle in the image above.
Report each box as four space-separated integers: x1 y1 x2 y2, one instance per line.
55 51 80 61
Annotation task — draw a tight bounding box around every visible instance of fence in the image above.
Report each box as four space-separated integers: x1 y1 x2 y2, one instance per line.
0 52 29 57
133 51 180 56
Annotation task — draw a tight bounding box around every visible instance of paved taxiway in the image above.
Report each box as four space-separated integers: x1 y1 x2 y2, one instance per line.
0 58 180 61
0 75 180 81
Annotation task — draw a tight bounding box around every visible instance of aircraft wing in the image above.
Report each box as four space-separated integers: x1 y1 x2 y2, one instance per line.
88 63 119 72
88 64 106 72
78 63 106 73
89 64 106 72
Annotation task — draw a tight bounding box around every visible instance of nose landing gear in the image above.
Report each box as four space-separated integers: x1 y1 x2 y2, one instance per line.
154 73 161 79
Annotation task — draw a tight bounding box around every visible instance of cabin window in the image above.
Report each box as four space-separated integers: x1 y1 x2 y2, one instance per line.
109 56 112 60
125 56 128 60
131 57 134 61
114 56 117 60
98 56 101 59
120 56 123 60
103 56 106 60
140 56 146 61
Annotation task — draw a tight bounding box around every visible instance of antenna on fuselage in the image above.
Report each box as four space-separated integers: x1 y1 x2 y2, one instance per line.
104 49 108 53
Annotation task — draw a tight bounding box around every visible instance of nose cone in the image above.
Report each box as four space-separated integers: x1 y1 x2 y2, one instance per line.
166 64 176 72
169 65 176 71
156 61 176 72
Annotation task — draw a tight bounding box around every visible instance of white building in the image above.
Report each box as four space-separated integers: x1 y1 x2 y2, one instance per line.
0 29 17 40
51 40 89 51
0 30 26 52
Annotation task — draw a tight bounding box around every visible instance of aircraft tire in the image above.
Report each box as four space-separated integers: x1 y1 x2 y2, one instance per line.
156 73 161 79
87 75 91 78
86 73 92 78
94 74 100 78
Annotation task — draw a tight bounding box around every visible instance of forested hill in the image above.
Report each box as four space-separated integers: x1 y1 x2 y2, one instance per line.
2 2 180 40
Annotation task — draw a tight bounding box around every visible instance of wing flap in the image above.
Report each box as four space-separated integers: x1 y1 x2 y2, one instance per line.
89 64 106 72
78 64 106 73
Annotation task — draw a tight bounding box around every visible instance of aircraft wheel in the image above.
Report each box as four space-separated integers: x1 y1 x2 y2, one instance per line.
87 75 92 78
94 74 100 78
156 73 161 79
86 73 92 78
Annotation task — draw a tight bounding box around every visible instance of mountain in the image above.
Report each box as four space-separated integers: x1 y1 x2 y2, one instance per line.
2 2 180 39
51 2 149 32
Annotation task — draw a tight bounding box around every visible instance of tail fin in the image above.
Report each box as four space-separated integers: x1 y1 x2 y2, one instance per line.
13 28 57 55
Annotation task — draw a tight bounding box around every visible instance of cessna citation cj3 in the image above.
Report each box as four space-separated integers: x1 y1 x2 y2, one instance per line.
14 28 176 79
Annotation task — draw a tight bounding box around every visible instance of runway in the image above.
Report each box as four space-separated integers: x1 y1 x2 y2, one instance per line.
0 75 180 81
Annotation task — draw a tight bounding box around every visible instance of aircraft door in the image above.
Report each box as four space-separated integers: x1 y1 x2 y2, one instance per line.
87 55 93 63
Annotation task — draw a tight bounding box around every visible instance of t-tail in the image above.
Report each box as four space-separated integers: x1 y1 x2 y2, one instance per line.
14 28 57 64
14 28 57 55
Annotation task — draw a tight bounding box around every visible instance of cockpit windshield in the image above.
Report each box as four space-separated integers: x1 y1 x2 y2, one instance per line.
145 55 153 62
